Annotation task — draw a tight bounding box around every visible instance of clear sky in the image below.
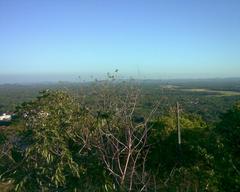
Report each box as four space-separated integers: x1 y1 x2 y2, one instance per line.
0 0 240 82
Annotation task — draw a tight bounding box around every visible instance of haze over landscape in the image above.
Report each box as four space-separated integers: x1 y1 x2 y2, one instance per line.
0 0 240 83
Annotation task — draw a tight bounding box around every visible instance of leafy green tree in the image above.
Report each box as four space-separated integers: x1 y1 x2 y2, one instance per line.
148 112 217 191
214 102 240 191
216 102 240 155
1 90 107 191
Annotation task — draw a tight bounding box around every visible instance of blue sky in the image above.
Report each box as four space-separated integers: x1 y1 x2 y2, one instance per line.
0 0 240 82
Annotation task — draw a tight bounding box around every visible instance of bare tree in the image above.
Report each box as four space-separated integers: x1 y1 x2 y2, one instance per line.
89 78 159 191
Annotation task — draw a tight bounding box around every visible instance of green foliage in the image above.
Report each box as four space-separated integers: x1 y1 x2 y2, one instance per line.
214 102 240 191
0 90 107 191
13 91 82 191
0 84 240 191
148 113 217 191
216 102 240 153
0 133 6 145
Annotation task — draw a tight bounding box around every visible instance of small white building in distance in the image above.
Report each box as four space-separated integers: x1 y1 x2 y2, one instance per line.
0 113 12 121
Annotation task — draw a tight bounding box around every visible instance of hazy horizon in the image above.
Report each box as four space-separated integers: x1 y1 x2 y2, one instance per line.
1 0 240 82
1 72 240 84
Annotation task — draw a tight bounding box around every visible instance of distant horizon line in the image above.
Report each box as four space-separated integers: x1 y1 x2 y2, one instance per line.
1 76 240 85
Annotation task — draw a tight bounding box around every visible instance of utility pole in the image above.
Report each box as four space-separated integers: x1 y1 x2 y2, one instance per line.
176 102 182 164
176 102 181 145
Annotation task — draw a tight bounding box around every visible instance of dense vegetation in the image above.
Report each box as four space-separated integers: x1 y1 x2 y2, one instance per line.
0 78 240 191
1 78 240 122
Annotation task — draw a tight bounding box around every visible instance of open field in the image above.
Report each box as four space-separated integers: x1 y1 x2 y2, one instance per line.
180 88 240 97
